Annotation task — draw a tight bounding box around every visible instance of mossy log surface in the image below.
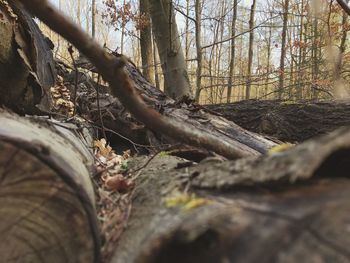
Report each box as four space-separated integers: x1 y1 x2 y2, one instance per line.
111 127 350 263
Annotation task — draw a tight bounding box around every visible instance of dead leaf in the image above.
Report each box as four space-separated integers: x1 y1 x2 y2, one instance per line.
105 174 134 192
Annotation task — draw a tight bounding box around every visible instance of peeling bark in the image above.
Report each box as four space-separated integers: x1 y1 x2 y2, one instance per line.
0 1 55 113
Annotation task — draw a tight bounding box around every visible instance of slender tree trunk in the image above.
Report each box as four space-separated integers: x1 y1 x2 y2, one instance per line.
265 13 273 97
149 0 191 98
77 0 81 26
246 0 256 100
153 34 160 90
91 0 96 38
139 0 155 84
121 0 127 54
278 0 289 100
227 0 238 103
312 16 319 99
194 0 203 102
185 0 190 65
297 0 304 100
335 0 349 79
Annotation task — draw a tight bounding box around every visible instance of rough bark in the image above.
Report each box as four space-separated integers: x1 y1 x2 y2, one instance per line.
139 0 154 84
149 0 191 98
0 110 100 263
0 1 56 114
207 100 350 142
72 59 276 158
110 127 350 262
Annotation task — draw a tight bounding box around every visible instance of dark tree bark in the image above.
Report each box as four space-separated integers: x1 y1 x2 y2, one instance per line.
0 1 56 114
207 100 350 142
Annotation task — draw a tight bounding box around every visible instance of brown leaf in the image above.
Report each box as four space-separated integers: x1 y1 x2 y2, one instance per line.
105 174 134 192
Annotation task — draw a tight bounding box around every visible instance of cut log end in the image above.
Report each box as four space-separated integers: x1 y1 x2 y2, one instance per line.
0 141 96 262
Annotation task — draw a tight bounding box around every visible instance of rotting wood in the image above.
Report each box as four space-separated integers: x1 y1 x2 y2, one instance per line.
0 0 55 113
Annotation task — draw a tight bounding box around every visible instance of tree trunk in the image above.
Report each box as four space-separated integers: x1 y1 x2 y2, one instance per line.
297 0 305 100
149 0 191 98
139 0 155 84
278 0 289 100
246 0 256 100
91 0 96 38
227 0 238 103
194 0 203 102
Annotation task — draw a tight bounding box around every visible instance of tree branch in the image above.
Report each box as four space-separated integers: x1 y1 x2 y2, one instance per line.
14 0 260 159
336 0 350 16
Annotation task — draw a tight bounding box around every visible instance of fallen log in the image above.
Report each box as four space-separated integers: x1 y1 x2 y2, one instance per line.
207 99 350 142
111 127 350 262
0 110 100 262
65 61 276 159
18 0 277 160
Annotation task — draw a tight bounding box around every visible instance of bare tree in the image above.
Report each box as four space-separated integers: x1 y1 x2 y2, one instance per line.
149 0 191 98
194 0 203 102
278 0 290 100
246 0 257 100
139 0 155 84
227 0 238 103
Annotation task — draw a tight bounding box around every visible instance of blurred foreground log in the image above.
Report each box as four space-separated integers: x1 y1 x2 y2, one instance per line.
0 110 100 262
207 100 350 142
111 127 350 263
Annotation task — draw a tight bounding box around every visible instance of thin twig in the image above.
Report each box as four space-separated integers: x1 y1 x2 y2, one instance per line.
96 74 107 139
68 45 79 115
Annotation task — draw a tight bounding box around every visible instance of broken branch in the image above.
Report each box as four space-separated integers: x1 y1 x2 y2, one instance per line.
15 0 259 159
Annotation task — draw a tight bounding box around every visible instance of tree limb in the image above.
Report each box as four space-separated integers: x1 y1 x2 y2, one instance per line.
14 0 260 159
336 0 350 16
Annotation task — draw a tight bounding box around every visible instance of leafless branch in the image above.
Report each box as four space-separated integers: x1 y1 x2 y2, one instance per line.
15 0 257 159
336 0 350 16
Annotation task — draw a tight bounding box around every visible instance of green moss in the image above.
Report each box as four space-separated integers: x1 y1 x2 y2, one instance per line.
158 151 169 157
